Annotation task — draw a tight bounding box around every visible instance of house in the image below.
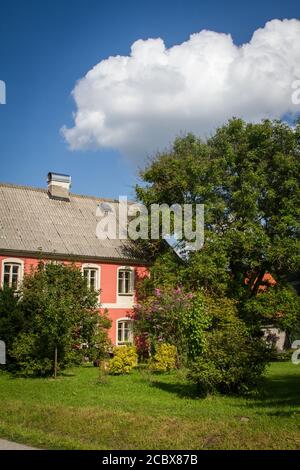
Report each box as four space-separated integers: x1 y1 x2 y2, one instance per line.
0 173 148 346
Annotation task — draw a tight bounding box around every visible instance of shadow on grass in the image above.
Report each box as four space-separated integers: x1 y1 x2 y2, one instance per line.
4 370 76 380
59 371 76 377
150 379 200 399
149 368 300 415
242 372 300 417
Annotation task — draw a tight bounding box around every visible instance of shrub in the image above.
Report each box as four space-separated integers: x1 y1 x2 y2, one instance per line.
149 343 177 372
0 287 24 370
2 262 111 376
271 349 294 362
108 345 138 375
187 358 222 395
133 288 211 363
10 332 53 376
188 318 271 395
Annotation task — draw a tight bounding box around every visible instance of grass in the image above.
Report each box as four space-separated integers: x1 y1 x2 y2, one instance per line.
0 362 299 450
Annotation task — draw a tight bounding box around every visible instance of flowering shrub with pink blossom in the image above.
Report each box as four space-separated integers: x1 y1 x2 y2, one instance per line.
132 287 211 363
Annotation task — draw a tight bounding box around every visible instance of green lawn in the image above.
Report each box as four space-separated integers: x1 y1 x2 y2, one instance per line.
0 362 299 450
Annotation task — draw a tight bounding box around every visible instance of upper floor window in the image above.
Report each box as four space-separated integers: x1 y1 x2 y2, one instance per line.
83 266 100 291
118 268 134 295
2 259 23 289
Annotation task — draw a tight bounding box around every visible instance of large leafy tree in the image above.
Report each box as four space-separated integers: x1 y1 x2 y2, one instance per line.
136 119 300 329
3 262 111 376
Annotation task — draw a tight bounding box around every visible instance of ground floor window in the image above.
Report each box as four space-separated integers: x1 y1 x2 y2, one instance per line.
117 319 133 345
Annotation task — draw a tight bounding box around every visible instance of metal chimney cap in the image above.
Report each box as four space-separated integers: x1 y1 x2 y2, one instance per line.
47 172 71 185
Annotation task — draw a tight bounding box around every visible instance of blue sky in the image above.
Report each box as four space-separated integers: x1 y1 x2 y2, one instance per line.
0 0 299 198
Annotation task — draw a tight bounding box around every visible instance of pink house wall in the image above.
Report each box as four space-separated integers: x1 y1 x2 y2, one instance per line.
0 254 148 345
101 264 118 303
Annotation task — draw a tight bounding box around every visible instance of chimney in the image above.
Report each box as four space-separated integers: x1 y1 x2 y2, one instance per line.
47 172 71 200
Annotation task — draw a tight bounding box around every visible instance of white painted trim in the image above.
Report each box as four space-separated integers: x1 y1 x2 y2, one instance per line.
101 302 136 309
81 263 101 302
116 317 133 345
1 257 24 289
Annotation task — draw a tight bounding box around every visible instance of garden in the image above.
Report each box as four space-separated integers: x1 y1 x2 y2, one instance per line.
0 119 300 450
0 361 299 450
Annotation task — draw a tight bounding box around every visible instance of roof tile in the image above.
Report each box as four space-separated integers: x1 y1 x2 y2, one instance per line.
0 183 144 263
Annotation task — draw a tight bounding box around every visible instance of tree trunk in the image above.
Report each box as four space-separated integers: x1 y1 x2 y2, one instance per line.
251 269 266 297
54 346 58 379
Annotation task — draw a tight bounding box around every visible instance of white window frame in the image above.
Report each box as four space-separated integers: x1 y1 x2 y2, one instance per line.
1 258 24 289
116 317 133 345
81 263 101 299
117 266 134 296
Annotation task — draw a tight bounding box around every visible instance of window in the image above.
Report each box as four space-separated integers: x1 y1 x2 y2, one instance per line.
117 319 133 345
3 262 22 289
82 265 100 291
118 268 134 295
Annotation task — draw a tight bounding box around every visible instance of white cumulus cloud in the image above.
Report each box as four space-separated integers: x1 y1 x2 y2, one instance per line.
62 19 300 159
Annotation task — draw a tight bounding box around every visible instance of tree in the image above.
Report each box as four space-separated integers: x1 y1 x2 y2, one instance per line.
241 284 300 338
136 119 300 330
8 262 111 376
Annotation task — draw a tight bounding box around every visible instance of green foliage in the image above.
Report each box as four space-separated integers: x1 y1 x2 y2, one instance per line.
3 262 111 376
149 343 177 372
204 296 238 329
137 251 184 296
10 332 53 376
0 287 24 368
183 241 231 296
271 349 294 362
240 285 300 334
136 119 300 303
187 358 222 395
134 118 300 397
188 318 271 395
108 345 138 375
133 287 211 362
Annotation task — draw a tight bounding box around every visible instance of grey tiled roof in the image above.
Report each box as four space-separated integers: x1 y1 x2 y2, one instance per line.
0 183 145 263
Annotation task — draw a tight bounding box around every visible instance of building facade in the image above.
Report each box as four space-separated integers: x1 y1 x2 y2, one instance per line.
0 173 148 345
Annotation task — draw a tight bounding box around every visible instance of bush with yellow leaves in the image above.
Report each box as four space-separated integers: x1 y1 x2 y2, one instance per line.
108 345 138 375
149 343 177 372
